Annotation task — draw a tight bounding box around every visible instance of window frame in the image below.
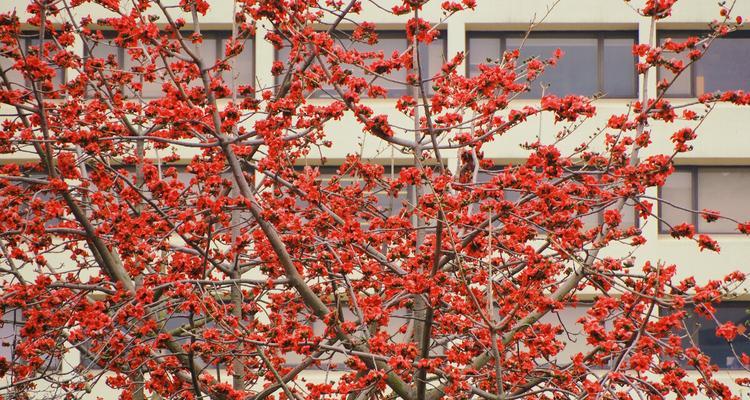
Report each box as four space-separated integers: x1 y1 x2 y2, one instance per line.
0 308 63 373
0 32 67 90
274 29 447 99
659 301 750 370
657 30 750 98
84 30 254 99
478 166 640 230
465 30 639 99
658 165 750 234
292 163 415 219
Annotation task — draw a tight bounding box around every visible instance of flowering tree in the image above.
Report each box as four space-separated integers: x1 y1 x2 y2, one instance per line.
0 0 749 399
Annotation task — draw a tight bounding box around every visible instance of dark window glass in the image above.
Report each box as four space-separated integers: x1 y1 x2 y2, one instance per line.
659 31 750 97
0 309 22 362
0 55 25 89
26 37 65 87
303 306 411 369
1 309 61 372
509 37 598 98
659 169 693 231
467 32 637 98
681 302 750 370
476 167 524 203
603 38 638 97
276 31 446 98
467 37 501 78
81 312 220 370
85 32 252 98
8 172 63 228
697 37 750 93
660 167 750 234
221 36 254 88
538 305 614 368
308 165 412 218
477 167 638 230
0 34 66 91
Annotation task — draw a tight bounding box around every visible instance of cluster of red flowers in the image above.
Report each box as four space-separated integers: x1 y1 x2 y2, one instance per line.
0 0 748 399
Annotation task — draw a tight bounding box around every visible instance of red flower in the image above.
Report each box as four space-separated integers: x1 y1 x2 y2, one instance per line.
716 321 739 341
697 234 721 253
671 223 695 239
701 209 720 223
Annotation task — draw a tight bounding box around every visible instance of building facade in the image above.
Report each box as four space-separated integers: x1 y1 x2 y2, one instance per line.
1 0 750 398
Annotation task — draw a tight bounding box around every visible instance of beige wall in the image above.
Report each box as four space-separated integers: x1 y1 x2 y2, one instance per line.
1 0 749 397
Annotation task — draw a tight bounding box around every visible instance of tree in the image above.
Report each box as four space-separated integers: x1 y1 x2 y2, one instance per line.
0 0 749 398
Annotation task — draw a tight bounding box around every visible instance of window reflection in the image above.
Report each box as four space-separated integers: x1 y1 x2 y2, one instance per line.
660 167 750 234
276 31 446 98
680 302 750 370
85 32 253 99
659 32 750 97
467 32 637 99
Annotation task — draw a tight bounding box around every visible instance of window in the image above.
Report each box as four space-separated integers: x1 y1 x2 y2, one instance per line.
478 167 638 230
276 31 446 98
581 201 638 230
659 167 750 234
0 33 66 91
467 32 637 98
0 309 22 362
299 306 412 369
85 31 253 98
319 165 412 217
537 305 612 367
8 172 63 227
659 31 750 97
0 308 61 373
289 165 413 219
677 302 750 370
81 312 222 370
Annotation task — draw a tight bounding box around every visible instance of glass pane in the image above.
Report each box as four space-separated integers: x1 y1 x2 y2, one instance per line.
659 170 693 232
468 37 501 77
659 36 692 97
603 38 636 98
507 37 598 98
222 37 254 88
310 37 350 98
0 309 21 360
683 303 750 370
697 168 750 233
503 189 521 203
374 187 404 216
420 36 445 95
133 36 200 98
26 38 65 87
124 50 163 99
198 37 218 69
312 308 356 366
581 209 601 230
199 37 218 82
696 37 750 94
86 38 120 98
0 56 24 89
352 36 408 97
622 203 637 228
87 37 120 65
309 35 408 99
277 44 291 68
603 201 637 229
538 306 600 365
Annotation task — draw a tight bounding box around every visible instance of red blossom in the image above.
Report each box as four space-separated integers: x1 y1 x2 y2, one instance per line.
697 234 721 253
0 1 745 399
671 223 696 239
